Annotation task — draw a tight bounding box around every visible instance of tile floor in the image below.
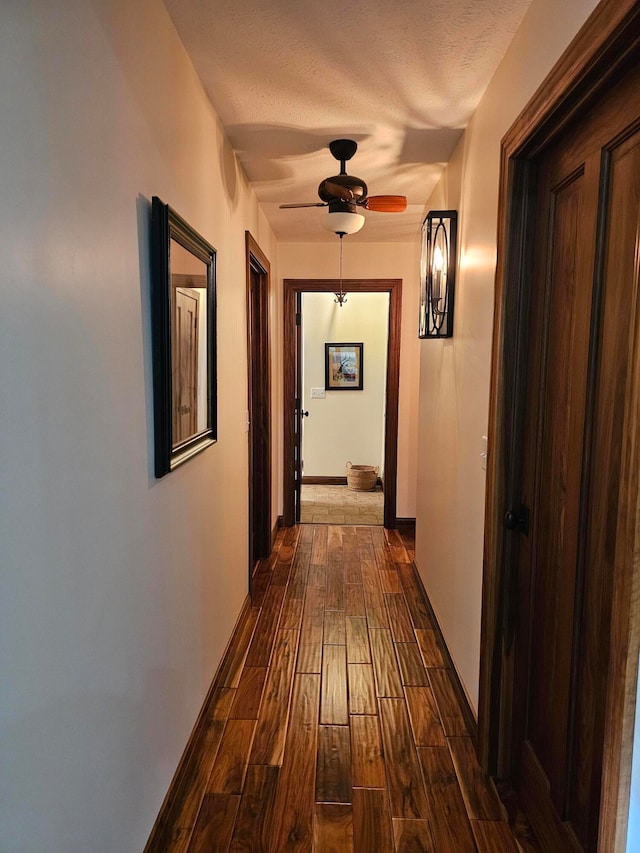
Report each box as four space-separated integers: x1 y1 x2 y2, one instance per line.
300 484 384 525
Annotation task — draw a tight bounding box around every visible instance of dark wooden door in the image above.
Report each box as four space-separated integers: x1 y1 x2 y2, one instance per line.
511 61 640 851
246 233 271 579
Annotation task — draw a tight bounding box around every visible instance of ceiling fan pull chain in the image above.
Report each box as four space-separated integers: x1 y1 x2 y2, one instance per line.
335 234 347 307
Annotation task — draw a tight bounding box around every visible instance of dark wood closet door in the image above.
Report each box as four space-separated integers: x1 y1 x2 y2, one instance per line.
514 62 640 851
246 233 271 579
248 264 269 569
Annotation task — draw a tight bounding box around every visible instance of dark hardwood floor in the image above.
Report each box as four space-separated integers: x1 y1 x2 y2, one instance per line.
146 524 537 852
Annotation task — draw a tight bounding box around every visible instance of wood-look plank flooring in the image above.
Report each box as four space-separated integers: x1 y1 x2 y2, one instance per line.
149 524 536 852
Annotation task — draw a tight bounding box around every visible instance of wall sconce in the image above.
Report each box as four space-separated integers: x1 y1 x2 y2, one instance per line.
419 210 458 338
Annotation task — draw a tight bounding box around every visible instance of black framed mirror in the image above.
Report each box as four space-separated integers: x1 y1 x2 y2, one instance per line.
151 197 217 477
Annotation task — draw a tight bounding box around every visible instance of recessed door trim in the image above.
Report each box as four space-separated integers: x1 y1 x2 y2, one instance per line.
283 278 402 529
479 2 640 849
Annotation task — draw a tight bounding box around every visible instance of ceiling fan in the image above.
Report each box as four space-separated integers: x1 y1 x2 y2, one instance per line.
279 139 407 235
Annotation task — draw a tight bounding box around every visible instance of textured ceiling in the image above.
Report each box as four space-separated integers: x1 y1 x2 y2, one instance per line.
164 0 533 242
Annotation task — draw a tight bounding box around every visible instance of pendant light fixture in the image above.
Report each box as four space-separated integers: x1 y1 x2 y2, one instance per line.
335 233 347 307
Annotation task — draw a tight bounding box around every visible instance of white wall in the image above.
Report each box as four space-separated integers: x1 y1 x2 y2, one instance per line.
0 1 278 850
279 242 420 518
301 291 388 477
414 0 600 712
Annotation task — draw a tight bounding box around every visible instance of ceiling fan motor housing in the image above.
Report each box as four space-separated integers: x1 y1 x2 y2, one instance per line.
318 174 368 203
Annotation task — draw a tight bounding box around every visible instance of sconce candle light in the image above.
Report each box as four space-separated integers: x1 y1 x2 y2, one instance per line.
419 210 457 338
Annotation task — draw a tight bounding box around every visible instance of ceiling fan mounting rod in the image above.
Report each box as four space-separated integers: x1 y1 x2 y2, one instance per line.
329 139 358 175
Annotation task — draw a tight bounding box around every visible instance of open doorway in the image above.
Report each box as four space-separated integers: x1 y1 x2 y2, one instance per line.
299 290 389 525
283 278 402 528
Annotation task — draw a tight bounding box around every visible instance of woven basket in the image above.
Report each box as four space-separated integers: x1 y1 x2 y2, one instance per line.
346 461 379 492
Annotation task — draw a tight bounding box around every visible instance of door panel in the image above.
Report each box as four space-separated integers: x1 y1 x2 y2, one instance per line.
568 125 640 847
528 167 593 809
514 63 640 851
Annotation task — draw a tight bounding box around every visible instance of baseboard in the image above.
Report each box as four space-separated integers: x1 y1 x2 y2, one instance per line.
302 475 347 485
272 515 282 548
410 560 478 743
302 475 384 488
143 594 252 852
395 517 416 534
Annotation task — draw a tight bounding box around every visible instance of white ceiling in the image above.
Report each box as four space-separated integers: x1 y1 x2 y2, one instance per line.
164 0 533 242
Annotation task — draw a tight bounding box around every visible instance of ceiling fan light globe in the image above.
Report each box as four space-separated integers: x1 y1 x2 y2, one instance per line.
322 210 365 235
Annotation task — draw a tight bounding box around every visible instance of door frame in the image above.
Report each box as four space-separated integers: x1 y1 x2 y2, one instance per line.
283 278 402 529
245 232 272 581
478 1 640 849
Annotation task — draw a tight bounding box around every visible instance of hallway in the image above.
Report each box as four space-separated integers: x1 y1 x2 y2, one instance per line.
147 525 531 852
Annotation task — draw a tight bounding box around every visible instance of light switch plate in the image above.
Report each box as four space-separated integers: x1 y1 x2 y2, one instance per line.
481 435 488 470
310 388 325 399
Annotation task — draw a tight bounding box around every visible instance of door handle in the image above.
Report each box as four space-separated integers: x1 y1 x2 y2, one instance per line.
300 410 309 418
504 505 529 535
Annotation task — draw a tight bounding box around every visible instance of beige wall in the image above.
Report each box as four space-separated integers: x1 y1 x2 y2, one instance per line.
301 291 389 477
0 0 278 850
414 0 600 712
279 241 421 518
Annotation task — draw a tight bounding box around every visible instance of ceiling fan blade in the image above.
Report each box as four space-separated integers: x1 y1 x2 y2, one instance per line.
279 202 328 209
362 195 408 213
323 180 355 202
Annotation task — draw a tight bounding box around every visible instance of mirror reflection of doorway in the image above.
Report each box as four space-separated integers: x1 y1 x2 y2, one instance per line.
299 291 389 526
169 239 210 448
173 287 199 443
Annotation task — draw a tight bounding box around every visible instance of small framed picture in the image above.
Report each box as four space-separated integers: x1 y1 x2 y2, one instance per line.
325 342 363 391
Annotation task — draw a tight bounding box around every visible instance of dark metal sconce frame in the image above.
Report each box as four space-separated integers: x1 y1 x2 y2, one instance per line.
419 209 458 338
